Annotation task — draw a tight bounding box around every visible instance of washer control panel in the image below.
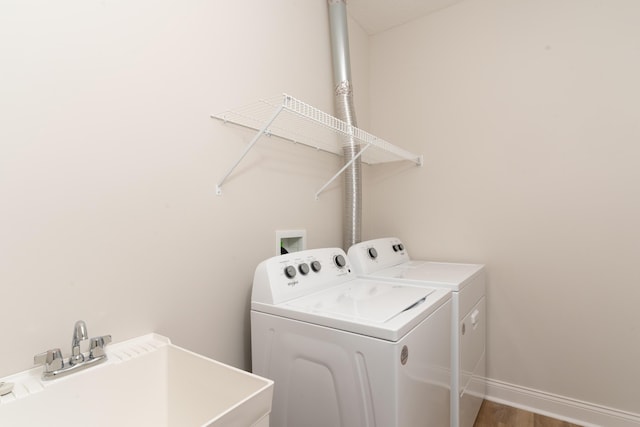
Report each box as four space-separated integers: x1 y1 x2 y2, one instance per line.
280 252 346 279
347 237 410 275
252 247 353 305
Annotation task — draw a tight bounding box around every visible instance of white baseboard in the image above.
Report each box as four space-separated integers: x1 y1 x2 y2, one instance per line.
485 378 640 427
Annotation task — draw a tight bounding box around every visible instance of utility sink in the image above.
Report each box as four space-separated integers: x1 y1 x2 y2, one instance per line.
0 334 273 426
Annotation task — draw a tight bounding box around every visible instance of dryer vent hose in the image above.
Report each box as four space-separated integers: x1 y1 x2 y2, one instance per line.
328 0 361 250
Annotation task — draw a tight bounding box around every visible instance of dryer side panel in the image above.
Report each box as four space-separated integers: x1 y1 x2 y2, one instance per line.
459 297 486 427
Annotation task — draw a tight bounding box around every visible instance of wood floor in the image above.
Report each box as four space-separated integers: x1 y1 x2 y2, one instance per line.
473 400 583 427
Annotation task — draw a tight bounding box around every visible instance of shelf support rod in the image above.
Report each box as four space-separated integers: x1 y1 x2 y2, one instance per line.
216 104 285 195
315 141 373 200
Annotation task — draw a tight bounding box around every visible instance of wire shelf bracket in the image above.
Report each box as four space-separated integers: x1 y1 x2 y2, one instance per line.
211 93 423 197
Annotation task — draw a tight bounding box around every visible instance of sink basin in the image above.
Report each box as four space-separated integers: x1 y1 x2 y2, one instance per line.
0 334 273 426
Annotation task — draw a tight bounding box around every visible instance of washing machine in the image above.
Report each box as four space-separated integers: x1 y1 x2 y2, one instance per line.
251 247 451 427
348 238 486 427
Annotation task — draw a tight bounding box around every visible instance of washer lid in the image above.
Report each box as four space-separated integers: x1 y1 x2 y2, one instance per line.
286 280 433 324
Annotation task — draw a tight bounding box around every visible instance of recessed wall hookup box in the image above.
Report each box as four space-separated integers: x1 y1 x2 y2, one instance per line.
276 230 306 255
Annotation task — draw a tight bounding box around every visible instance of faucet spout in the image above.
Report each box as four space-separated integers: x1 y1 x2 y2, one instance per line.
70 320 88 365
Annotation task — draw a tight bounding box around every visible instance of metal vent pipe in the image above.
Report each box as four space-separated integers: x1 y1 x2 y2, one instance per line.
328 0 361 250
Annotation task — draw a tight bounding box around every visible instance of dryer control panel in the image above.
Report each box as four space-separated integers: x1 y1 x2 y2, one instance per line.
348 237 410 275
252 248 354 305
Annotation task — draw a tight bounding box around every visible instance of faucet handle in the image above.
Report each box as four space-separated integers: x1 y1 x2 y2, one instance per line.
89 335 112 359
34 348 64 372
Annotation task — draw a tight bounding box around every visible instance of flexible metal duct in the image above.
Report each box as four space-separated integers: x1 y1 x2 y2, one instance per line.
328 0 361 250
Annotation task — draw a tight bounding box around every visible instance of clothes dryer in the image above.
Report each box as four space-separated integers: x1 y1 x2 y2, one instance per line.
251 248 451 427
348 238 486 427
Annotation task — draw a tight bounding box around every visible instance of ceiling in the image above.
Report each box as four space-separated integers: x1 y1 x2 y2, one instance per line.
346 0 466 35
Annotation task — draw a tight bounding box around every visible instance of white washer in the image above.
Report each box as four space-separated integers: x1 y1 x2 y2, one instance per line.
348 238 486 427
251 247 452 427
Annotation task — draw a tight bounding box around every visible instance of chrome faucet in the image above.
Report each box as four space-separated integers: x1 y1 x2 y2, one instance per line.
34 320 111 380
70 320 88 365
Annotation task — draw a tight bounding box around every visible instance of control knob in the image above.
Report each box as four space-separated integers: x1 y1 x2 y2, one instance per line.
284 265 296 279
334 254 347 268
311 260 321 272
298 263 310 275
368 247 378 259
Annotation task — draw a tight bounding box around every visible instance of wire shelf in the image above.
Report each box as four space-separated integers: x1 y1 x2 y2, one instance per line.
213 93 422 165
211 93 423 196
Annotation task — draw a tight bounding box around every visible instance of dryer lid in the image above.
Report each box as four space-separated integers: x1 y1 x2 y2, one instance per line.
286 280 433 324
371 261 483 290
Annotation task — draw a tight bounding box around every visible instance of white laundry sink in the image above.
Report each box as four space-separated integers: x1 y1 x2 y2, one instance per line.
0 334 273 427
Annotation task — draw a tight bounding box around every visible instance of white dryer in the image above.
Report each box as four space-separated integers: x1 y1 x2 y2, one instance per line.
251 247 452 427
348 238 486 427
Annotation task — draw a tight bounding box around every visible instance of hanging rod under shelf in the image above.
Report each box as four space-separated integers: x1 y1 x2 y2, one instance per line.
211 93 423 197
